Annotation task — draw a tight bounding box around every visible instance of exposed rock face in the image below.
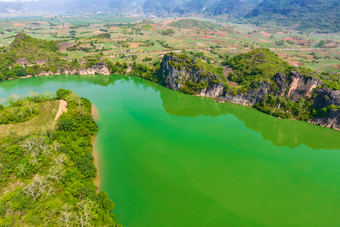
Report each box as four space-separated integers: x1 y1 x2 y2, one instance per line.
36 62 110 77
310 87 340 130
287 71 322 101
17 58 28 67
160 54 340 130
273 73 288 96
158 54 182 90
198 83 225 98
222 81 272 106
158 54 225 98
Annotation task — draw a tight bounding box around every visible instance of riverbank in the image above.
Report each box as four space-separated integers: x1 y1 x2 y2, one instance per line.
92 104 101 192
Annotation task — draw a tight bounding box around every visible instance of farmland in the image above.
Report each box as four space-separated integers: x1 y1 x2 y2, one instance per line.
0 14 338 73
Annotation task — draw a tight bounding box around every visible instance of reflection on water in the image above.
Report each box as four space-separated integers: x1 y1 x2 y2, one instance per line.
157 85 340 150
114 75 339 150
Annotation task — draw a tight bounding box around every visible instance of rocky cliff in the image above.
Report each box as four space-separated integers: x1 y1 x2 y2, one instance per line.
158 53 226 97
310 88 340 130
36 62 110 77
158 53 340 130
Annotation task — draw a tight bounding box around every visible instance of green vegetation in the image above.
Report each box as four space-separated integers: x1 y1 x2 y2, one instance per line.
318 72 340 90
161 29 175 36
0 90 120 226
169 19 220 30
225 48 291 85
168 52 224 80
246 0 339 32
0 33 108 80
254 95 312 121
0 93 54 124
130 61 160 83
2 33 59 63
0 33 67 80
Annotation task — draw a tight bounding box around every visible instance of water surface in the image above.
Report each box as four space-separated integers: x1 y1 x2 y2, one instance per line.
1 75 339 226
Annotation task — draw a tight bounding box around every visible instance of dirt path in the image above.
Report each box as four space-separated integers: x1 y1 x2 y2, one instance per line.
53 100 67 127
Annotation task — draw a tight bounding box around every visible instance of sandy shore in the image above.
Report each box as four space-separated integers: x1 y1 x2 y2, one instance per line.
91 104 100 121
92 104 100 192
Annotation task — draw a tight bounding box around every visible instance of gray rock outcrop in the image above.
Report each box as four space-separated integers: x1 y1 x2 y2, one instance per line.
36 62 110 77
159 54 340 130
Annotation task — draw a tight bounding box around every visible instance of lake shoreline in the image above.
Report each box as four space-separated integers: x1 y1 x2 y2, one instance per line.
3 73 339 131
92 104 101 192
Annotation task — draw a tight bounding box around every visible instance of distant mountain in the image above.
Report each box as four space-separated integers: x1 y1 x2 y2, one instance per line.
108 0 144 13
142 0 261 17
205 0 262 17
0 2 25 13
143 0 191 15
0 0 338 32
0 0 110 14
246 0 340 32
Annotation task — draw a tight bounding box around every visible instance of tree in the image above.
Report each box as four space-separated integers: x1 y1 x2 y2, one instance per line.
58 204 74 227
56 89 71 100
58 118 77 131
315 40 326 48
24 182 38 200
53 154 67 167
48 166 65 183
77 200 96 226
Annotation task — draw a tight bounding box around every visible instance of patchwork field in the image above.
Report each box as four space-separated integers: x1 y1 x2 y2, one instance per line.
0 14 339 73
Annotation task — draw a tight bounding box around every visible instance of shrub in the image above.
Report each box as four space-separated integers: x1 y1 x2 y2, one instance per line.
58 118 77 131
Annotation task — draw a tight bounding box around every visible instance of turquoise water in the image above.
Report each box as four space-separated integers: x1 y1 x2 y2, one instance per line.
1 74 340 226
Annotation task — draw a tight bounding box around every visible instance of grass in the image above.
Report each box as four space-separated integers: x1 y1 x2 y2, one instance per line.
0 100 59 139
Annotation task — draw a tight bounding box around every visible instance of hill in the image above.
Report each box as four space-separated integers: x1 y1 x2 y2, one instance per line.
146 49 340 129
205 0 262 17
0 33 62 80
169 19 220 30
2 33 60 65
142 0 261 17
245 0 340 32
0 33 110 81
0 90 120 226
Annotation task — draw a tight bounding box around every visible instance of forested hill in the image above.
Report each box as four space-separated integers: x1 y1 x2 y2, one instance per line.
0 33 111 81
0 90 120 226
245 0 340 33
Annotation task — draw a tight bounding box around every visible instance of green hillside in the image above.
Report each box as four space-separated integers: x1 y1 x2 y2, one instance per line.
0 33 64 80
169 19 220 30
226 48 291 85
0 90 120 226
245 0 340 32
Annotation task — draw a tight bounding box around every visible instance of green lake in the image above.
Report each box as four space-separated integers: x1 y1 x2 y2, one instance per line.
1 74 340 226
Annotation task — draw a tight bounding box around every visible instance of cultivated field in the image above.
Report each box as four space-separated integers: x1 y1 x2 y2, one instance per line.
0 14 339 73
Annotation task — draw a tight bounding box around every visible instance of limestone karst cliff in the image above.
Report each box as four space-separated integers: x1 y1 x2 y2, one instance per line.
158 52 340 130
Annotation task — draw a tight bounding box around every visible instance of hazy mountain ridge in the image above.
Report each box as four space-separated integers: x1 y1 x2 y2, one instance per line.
0 0 338 32
0 0 262 16
246 0 340 32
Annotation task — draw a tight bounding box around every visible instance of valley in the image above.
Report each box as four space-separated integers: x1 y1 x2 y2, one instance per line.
0 5 339 226
0 15 339 73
